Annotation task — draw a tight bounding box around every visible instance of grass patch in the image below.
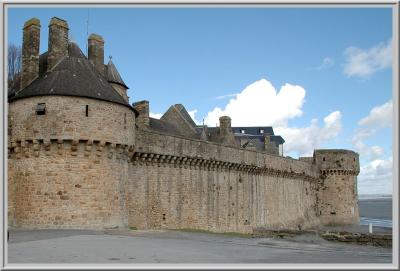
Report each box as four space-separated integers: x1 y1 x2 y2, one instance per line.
129 226 138 230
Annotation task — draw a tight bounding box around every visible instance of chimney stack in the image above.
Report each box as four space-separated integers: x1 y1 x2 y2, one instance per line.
88 33 104 74
47 17 69 70
20 18 41 90
219 116 236 146
132 100 150 128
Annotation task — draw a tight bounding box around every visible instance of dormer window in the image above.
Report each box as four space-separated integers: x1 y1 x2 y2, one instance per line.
36 103 46 115
259 129 264 134
241 129 245 134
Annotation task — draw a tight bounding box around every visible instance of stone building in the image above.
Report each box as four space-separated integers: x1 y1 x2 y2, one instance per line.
8 17 360 232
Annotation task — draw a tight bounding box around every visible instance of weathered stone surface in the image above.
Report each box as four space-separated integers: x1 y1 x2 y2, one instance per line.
48 17 69 71
88 33 104 74
21 17 41 90
132 100 150 128
314 150 360 225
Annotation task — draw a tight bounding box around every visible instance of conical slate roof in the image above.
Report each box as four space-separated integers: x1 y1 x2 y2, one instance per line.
10 42 134 112
106 58 128 89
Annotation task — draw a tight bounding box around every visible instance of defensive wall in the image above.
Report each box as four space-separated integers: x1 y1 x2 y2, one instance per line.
7 96 360 231
128 129 321 233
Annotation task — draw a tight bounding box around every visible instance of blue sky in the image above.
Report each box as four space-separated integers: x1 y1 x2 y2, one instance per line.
7 7 393 194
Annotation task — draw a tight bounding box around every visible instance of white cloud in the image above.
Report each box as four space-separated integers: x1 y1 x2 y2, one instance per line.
358 157 393 195
358 100 392 129
275 111 342 157
353 141 385 161
352 100 392 160
204 79 306 127
150 112 163 119
343 39 392 78
203 78 342 157
314 57 335 70
349 100 393 195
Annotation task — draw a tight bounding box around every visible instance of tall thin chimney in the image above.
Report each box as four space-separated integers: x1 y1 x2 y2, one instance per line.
132 100 150 128
88 33 104 74
20 18 41 90
219 116 236 146
47 17 69 71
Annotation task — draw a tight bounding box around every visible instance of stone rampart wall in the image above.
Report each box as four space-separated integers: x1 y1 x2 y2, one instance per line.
128 130 321 233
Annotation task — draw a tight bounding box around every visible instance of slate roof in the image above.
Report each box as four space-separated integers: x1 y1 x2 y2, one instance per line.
173 104 197 128
149 118 181 135
232 126 274 135
149 117 200 139
237 137 264 150
195 125 285 145
234 133 285 145
9 42 136 114
232 126 285 145
106 59 129 89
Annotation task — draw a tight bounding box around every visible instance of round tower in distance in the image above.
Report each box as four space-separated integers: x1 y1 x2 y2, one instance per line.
314 149 360 225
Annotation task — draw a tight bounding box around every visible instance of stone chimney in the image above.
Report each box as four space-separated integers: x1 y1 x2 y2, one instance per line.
133 100 150 128
47 17 69 71
20 18 41 90
88 33 104 74
264 135 279 155
219 116 236 146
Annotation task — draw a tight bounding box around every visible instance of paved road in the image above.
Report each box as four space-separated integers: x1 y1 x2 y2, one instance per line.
7 229 392 264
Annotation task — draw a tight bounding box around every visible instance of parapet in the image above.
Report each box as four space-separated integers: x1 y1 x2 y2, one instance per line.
314 149 360 174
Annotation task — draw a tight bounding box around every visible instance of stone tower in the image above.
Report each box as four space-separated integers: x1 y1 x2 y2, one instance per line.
8 17 137 229
314 149 360 225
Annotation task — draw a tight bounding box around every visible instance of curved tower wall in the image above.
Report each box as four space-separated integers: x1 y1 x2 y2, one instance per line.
314 150 360 225
8 96 135 229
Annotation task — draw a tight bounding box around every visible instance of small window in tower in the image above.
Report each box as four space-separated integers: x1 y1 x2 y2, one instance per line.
124 113 127 124
259 129 264 134
36 103 46 115
85 105 89 117
323 157 326 161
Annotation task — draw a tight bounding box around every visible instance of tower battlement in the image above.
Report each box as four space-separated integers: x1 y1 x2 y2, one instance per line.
314 149 360 173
